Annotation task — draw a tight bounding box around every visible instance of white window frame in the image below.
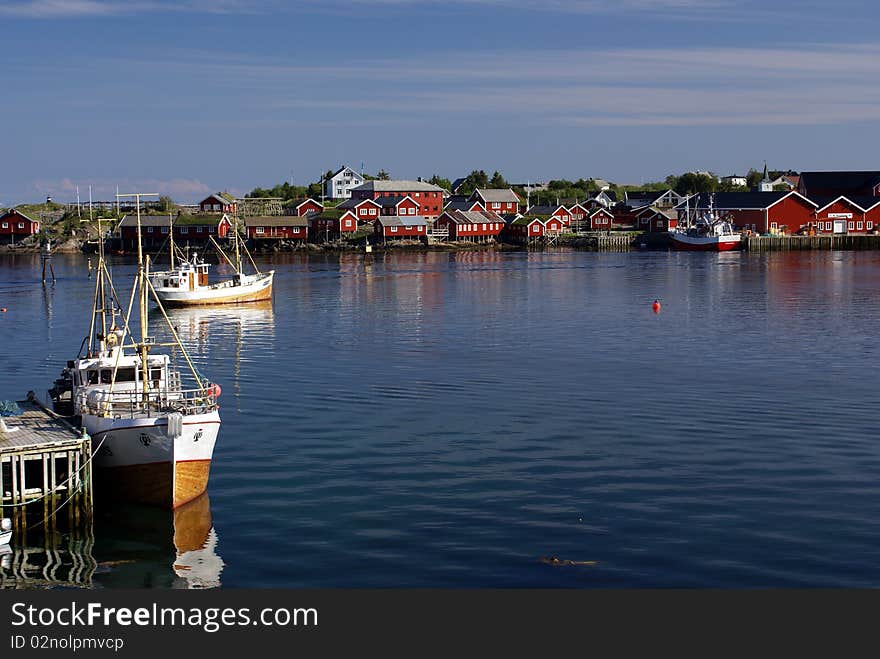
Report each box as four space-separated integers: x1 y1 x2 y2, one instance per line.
161 226 169 234
868 221 874 230
255 226 265 234
492 202 500 209
857 221 864 230
369 208 376 216
390 226 398 233
1 222 7 229
18 222 24 229
147 226 154 233
770 222 778 230
179 226 188 234
848 221 855 230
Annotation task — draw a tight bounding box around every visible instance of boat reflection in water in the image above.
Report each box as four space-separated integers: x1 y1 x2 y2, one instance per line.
0 493 223 589
92 493 224 589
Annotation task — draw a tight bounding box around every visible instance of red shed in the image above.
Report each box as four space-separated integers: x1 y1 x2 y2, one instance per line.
503 216 545 242
0 209 41 243
813 196 870 234
117 213 230 249
374 215 427 241
470 188 521 215
198 192 237 214
244 216 308 241
676 192 817 234
308 210 358 241
588 208 614 230
435 209 505 242
294 198 324 216
377 195 420 217
338 197 382 224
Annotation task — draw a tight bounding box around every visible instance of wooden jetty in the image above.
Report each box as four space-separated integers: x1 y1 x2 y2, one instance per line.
0 395 93 539
745 234 880 251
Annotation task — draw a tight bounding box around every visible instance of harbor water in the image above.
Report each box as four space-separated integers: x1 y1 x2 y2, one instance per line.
2 248 880 587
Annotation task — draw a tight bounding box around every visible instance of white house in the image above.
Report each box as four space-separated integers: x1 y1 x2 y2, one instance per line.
720 175 748 188
325 165 365 200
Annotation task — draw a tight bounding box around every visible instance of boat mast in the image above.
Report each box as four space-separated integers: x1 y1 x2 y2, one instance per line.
234 212 242 274
169 210 175 270
117 192 158 398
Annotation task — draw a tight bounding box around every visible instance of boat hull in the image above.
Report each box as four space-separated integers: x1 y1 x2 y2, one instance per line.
84 411 220 509
671 233 742 251
0 530 10 546
154 272 274 307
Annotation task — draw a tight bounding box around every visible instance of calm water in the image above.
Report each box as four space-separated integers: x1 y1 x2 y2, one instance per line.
2 248 880 588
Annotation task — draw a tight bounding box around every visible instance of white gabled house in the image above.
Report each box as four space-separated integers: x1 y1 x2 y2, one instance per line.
325 165 366 200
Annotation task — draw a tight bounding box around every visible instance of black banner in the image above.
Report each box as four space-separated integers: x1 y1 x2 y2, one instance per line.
0 589 878 656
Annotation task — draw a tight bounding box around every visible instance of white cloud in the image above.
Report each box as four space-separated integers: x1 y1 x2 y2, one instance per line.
29 177 212 202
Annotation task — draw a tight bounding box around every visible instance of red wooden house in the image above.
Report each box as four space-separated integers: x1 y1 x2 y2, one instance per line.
244 216 308 241
0 209 40 243
338 197 382 224
350 180 446 218
308 210 358 241
588 208 614 230
470 189 520 215
813 196 873 234
377 195 421 217
634 206 678 232
198 192 237 214
293 198 324 216
503 216 545 242
434 209 505 242
374 216 428 241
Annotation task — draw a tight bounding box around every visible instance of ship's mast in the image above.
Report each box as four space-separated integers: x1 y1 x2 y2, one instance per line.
117 192 158 398
169 210 175 270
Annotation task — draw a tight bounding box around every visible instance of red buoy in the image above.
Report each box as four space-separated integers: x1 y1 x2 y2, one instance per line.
652 300 661 314
0 308 6 313
209 383 222 398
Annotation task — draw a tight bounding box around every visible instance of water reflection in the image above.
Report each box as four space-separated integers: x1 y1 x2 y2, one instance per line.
92 494 224 589
0 494 223 589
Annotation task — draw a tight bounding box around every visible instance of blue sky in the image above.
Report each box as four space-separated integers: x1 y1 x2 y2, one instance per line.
1 0 879 204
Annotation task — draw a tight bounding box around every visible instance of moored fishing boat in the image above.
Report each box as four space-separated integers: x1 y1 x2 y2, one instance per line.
671 194 742 251
148 217 273 307
49 195 222 509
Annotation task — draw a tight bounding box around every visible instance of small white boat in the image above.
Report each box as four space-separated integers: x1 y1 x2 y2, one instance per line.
148 217 274 307
0 518 11 546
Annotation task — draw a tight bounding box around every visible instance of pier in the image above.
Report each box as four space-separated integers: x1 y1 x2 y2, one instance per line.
0 395 93 542
744 234 880 251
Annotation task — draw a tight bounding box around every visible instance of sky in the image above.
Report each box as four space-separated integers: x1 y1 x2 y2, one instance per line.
1 0 879 204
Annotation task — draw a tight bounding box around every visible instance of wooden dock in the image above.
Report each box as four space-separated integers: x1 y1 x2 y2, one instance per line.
745 234 880 251
0 396 93 539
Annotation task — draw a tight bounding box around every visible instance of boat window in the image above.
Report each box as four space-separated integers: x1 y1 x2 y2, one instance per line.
88 370 99 384
150 368 163 381
116 367 137 382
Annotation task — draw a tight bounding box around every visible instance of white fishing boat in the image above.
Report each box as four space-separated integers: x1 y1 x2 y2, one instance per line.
49 196 222 509
148 218 273 307
671 194 742 252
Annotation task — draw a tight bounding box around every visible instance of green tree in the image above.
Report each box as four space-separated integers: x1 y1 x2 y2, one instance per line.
376 169 390 181
158 195 174 212
489 171 508 188
745 168 763 189
458 169 490 195
428 175 452 191
674 172 718 195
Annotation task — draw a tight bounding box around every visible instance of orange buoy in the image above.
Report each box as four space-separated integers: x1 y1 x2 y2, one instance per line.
652 300 661 314
0 308 6 313
209 383 222 398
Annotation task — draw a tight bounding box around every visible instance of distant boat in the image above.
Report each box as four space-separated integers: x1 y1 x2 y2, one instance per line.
148 218 273 307
670 194 742 252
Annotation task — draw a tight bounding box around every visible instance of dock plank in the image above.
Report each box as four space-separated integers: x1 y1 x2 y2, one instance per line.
0 400 84 455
